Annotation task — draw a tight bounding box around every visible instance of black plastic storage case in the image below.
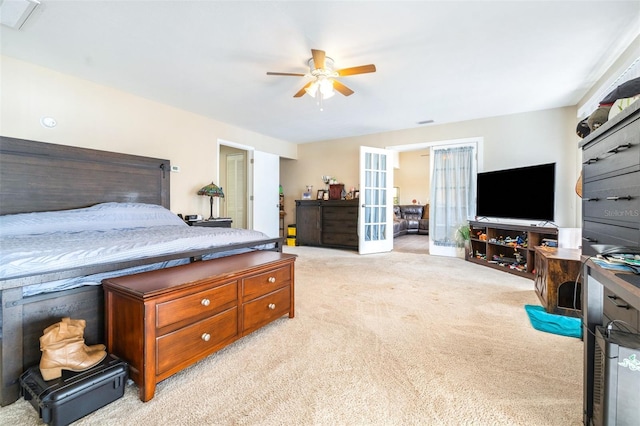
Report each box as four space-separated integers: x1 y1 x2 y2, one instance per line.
19 354 128 426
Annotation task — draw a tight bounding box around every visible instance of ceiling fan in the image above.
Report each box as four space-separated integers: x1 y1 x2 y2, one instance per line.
267 49 376 99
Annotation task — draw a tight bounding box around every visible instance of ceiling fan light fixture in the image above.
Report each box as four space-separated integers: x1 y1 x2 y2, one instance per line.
304 78 335 99
268 49 375 104
319 79 335 98
305 81 319 98
308 57 335 74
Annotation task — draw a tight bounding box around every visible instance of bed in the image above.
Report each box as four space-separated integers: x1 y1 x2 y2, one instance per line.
0 136 283 405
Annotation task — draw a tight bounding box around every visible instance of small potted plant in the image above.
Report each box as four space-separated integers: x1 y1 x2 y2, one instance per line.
456 223 472 259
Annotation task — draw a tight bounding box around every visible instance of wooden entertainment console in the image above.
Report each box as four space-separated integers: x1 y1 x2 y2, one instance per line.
467 221 558 278
103 251 296 402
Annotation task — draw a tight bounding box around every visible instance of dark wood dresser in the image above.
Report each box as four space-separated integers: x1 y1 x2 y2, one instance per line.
295 199 359 249
579 100 640 424
102 251 296 402
579 100 640 256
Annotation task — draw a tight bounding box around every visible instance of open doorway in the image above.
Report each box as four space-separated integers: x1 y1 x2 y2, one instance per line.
388 137 483 256
390 148 431 255
219 144 248 228
218 140 280 237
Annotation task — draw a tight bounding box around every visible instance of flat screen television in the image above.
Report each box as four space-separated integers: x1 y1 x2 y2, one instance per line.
476 162 556 222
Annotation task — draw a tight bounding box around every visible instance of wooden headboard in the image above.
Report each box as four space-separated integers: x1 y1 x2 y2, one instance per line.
0 136 170 215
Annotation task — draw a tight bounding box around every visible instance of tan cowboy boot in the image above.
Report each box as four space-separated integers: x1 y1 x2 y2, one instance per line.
42 318 106 353
39 333 107 380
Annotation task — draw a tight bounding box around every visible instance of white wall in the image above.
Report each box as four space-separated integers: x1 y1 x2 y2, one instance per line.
281 107 581 228
0 56 589 229
394 150 430 206
0 56 298 217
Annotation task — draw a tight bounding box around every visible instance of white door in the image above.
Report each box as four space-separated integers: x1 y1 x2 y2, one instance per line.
250 150 280 237
359 146 394 254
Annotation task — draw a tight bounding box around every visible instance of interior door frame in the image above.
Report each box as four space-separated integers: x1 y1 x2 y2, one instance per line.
225 151 246 227
218 139 280 236
387 137 483 256
219 139 251 228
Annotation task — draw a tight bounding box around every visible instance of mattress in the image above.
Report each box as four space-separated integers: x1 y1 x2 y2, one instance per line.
0 202 273 296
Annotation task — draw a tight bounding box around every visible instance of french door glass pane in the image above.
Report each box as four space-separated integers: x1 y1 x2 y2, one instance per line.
362 151 390 242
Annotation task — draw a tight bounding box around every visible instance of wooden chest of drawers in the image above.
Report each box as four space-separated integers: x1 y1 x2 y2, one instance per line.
321 203 359 248
580 100 640 256
602 287 640 333
295 199 359 249
102 251 296 402
579 100 640 425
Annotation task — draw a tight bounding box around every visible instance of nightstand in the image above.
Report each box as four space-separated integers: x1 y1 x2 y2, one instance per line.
190 218 232 228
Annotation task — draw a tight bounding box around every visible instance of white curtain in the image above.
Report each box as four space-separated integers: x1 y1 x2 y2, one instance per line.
430 146 475 248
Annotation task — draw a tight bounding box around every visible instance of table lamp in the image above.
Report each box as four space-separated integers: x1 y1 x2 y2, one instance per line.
197 182 224 220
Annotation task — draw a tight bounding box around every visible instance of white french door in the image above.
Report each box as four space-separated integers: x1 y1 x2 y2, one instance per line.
358 146 394 254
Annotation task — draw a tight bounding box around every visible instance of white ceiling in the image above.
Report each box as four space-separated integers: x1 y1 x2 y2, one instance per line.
2 1 639 144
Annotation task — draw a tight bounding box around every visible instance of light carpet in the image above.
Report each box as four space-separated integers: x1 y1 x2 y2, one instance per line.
0 246 583 425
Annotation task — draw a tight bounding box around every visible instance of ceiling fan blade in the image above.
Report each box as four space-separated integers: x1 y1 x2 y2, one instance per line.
294 82 313 98
311 49 326 70
333 80 354 97
336 64 377 76
266 72 306 77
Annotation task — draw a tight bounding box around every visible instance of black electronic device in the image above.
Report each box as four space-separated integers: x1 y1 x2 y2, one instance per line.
476 162 555 222
591 327 640 426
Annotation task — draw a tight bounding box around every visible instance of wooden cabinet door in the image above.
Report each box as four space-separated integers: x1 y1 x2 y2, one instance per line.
295 200 321 245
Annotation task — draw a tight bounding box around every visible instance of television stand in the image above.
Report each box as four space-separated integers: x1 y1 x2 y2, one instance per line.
535 220 558 227
467 221 558 278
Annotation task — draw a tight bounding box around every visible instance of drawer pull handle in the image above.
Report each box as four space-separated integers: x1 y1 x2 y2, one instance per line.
268 303 276 310
584 157 599 165
606 195 632 201
607 143 632 154
583 236 598 243
201 333 211 342
268 277 276 283
201 298 210 306
584 197 600 202
607 295 630 309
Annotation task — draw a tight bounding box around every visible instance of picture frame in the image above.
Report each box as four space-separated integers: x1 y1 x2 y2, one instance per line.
353 190 360 199
317 190 325 200
302 191 312 200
